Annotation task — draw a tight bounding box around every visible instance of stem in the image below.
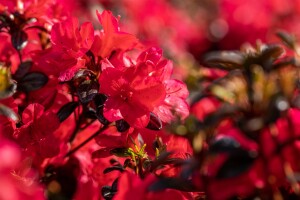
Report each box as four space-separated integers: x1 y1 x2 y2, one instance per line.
17 50 22 63
69 118 97 142
80 119 96 130
68 112 82 142
65 124 110 157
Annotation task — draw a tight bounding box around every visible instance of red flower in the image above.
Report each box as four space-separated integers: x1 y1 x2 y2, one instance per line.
99 47 189 128
91 10 139 59
99 56 165 128
49 17 94 82
136 47 189 122
153 79 189 122
51 17 94 59
13 103 60 165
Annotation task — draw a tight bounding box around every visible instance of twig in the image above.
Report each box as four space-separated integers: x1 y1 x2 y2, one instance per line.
65 124 109 157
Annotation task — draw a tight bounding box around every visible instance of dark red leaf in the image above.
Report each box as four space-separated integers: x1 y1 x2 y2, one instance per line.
18 72 48 92
57 102 79 122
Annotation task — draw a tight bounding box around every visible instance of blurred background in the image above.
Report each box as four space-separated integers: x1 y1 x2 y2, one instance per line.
60 0 300 91
65 0 300 54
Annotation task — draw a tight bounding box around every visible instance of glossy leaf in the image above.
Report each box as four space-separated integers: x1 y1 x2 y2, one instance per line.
149 151 172 172
101 186 114 200
116 119 130 132
216 149 256 179
260 44 285 61
101 178 118 200
110 148 132 157
209 136 240 153
276 31 297 50
77 79 99 103
103 165 125 174
84 107 97 119
11 30 28 50
96 106 110 125
14 61 33 80
146 112 162 130
204 51 244 70
57 102 79 122
94 93 107 107
18 72 48 92
73 69 96 80
111 178 119 192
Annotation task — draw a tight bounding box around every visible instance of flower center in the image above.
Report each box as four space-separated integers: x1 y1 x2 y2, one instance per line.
120 89 133 102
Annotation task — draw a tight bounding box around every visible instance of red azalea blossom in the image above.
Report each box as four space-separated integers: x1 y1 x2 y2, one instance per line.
13 103 60 164
100 47 189 128
2 0 300 199
50 17 94 82
51 17 94 59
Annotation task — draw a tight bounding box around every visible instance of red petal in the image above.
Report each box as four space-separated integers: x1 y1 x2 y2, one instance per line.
58 58 86 82
101 58 115 71
164 79 189 99
94 126 127 148
137 47 162 64
100 67 126 95
79 22 94 50
92 10 139 58
103 97 124 122
131 82 166 111
22 103 44 125
37 134 60 158
97 10 119 34
51 17 79 49
118 100 150 128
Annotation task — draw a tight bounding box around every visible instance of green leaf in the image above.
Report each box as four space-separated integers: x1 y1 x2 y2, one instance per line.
110 148 132 157
11 30 28 50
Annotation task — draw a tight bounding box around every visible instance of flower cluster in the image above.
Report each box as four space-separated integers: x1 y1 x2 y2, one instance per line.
2 0 300 200
0 1 191 199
